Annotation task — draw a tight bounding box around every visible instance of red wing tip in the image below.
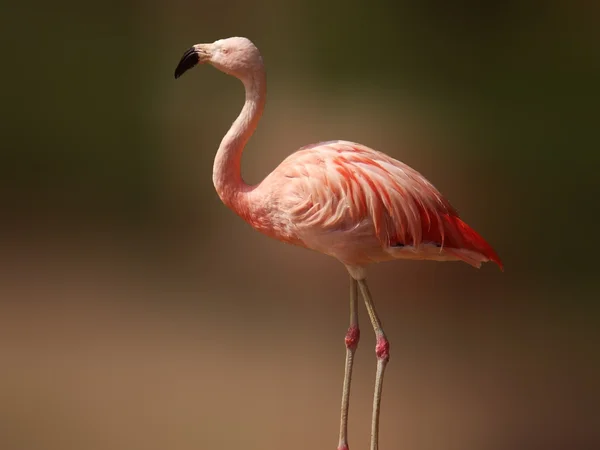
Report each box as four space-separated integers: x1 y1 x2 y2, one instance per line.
489 256 504 272
444 215 503 272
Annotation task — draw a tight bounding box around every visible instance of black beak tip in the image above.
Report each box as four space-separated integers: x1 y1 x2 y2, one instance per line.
174 48 200 79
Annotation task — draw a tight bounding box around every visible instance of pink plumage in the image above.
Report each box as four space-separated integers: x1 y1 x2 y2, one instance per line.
175 36 502 450
243 139 503 272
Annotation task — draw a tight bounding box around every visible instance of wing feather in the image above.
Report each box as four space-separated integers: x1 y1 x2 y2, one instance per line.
280 140 502 268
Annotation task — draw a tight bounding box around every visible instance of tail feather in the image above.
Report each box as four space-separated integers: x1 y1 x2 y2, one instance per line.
418 211 503 270
443 215 503 270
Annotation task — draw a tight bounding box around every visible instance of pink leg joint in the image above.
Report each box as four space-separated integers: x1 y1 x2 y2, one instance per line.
345 326 360 350
375 335 390 362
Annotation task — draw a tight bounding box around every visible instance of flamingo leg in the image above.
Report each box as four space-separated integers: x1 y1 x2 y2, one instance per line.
338 277 360 450
358 279 389 450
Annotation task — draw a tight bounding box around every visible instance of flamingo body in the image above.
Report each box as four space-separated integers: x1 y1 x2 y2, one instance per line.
233 139 502 272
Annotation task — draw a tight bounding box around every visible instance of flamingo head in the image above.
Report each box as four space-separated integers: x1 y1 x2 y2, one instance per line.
174 37 263 80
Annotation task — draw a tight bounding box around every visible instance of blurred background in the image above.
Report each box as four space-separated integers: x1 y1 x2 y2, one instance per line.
1 1 599 449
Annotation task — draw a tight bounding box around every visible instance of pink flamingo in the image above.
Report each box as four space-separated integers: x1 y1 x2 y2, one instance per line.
174 36 502 450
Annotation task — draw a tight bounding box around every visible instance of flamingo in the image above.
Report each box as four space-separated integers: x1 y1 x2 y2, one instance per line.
174 36 502 450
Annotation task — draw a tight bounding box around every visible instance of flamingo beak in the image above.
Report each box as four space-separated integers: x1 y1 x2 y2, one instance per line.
174 44 211 79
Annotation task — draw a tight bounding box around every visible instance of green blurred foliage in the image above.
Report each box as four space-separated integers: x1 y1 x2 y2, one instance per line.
1 1 598 278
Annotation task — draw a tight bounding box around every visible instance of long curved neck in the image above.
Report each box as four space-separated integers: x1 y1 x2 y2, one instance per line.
212 68 266 210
